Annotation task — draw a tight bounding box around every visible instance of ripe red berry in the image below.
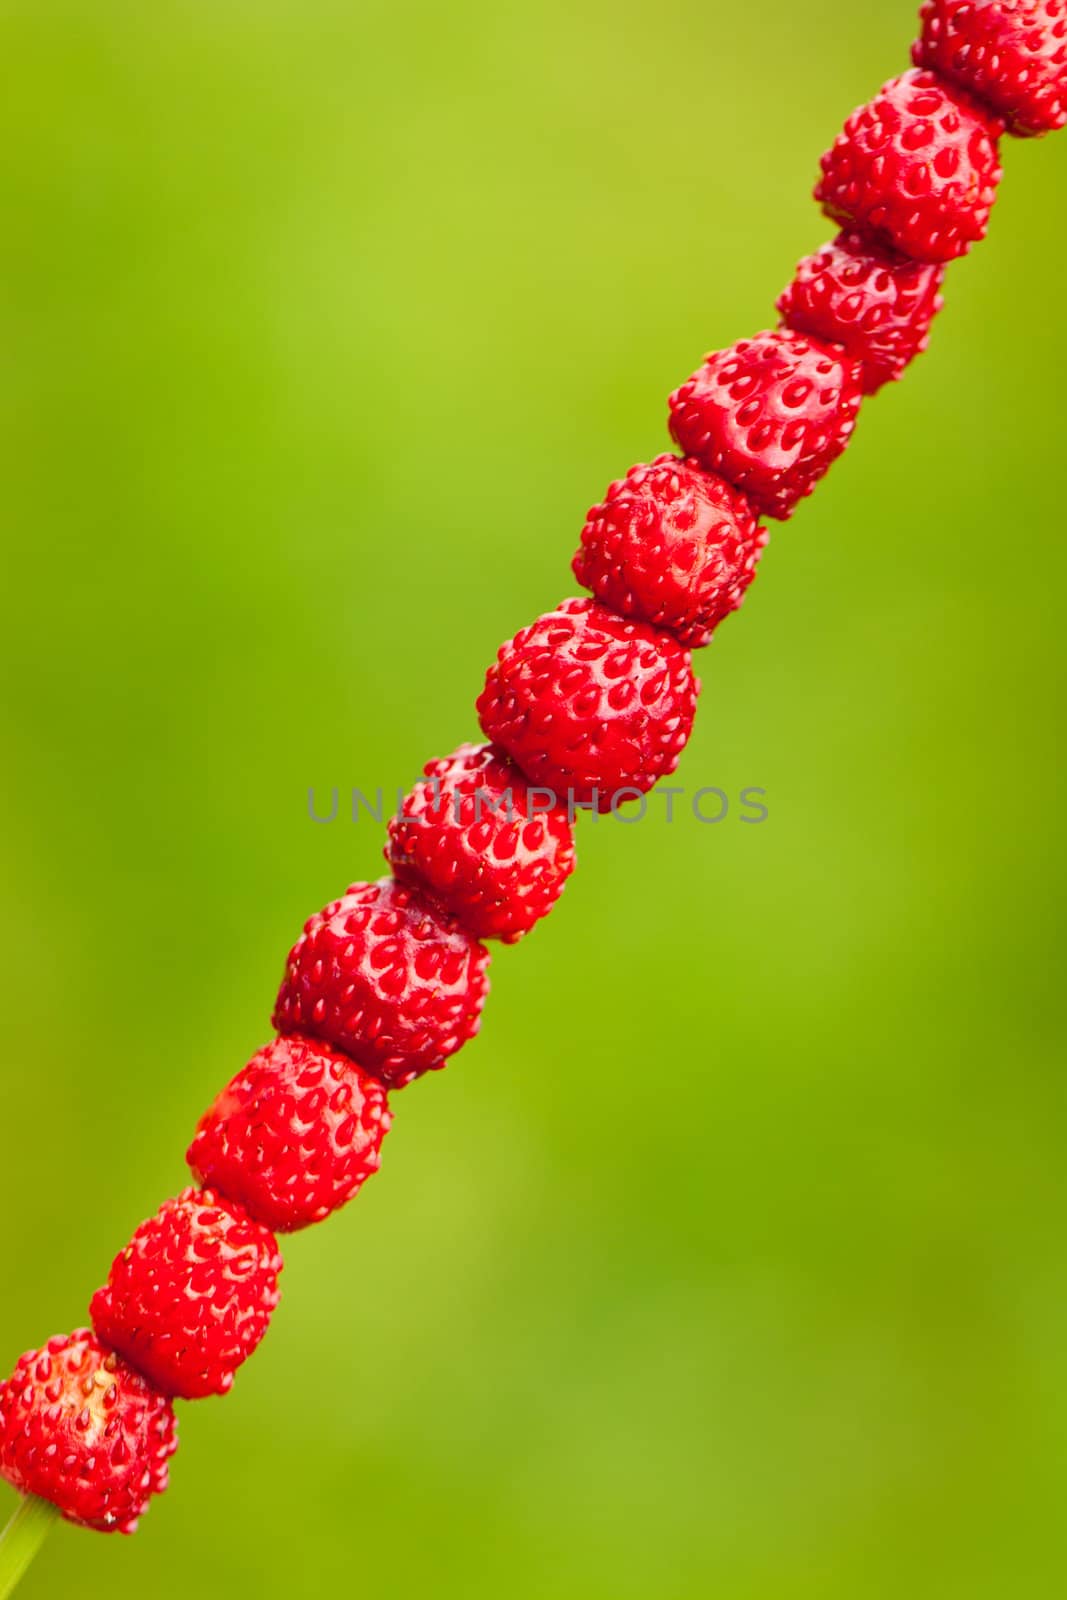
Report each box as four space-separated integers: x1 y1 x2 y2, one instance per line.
386 742 576 943
90 1189 282 1400
777 229 946 395
572 455 768 647
815 69 1004 263
476 597 698 811
273 878 490 1089
914 0 1067 137
0 1330 177 1533
668 330 863 521
187 1035 392 1233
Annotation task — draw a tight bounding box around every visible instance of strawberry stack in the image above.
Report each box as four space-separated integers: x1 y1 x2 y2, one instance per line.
2 0 1064 1539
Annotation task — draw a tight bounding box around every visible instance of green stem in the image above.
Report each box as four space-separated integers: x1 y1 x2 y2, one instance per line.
0 1497 57 1599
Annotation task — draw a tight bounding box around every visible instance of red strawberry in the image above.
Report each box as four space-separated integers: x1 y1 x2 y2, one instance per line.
777 229 946 394
476 597 698 811
187 1035 392 1233
386 742 576 943
572 455 768 647
815 69 1003 263
0 1330 177 1533
273 878 490 1089
90 1189 282 1400
668 330 863 520
914 0 1067 137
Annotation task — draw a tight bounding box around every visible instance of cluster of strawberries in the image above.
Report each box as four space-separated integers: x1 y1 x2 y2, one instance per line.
2 0 1064 1540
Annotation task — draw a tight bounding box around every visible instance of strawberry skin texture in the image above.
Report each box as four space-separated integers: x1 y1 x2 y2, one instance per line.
777 230 946 395
914 0 1067 137
90 1189 282 1400
572 455 768 647
815 69 1004 263
476 597 698 812
387 742 576 943
188 1034 392 1232
273 877 491 1089
0 1330 177 1533
669 330 863 521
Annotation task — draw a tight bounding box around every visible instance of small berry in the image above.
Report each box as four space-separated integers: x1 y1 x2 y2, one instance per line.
777 229 946 394
90 1189 282 1400
187 1035 391 1233
914 0 1067 138
273 878 490 1089
668 330 863 520
0 1330 177 1533
386 742 576 943
815 69 1004 263
476 597 698 811
572 455 768 647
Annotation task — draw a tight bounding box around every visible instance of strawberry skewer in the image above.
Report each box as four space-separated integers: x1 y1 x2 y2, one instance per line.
2 2 1065 1586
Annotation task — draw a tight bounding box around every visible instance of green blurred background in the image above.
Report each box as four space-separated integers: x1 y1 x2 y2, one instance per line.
2 1 1066 1594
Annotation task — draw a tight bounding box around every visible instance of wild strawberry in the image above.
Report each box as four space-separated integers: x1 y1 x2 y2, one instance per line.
476 597 697 811
815 69 1003 263
572 455 768 647
386 742 576 943
0 1330 177 1533
914 0 1067 137
777 229 946 394
668 330 863 520
187 1035 391 1233
90 1189 282 1400
273 878 490 1089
